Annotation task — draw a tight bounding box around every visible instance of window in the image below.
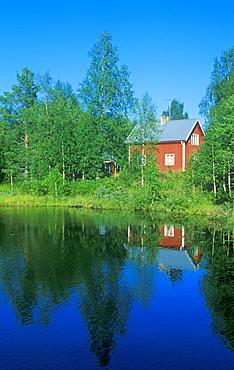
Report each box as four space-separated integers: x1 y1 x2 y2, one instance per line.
191 134 199 146
165 154 174 166
164 225 174 237
137 154 146 166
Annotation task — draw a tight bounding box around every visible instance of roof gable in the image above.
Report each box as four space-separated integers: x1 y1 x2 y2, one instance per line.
125 118 203 144
160 118 203 142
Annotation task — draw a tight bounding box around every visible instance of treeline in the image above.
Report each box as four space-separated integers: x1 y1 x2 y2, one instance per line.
0 31 135 185
0 31 233 206
192 47 234 203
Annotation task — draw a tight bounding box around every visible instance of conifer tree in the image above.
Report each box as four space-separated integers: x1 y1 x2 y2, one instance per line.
162 99 188 120
0 67 39 183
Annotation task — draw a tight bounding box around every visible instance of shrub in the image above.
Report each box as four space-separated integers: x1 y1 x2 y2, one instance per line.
20 179 46 196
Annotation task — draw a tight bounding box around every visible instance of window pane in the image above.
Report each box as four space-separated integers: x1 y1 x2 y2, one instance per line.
191 134 199 145
165 154 174 166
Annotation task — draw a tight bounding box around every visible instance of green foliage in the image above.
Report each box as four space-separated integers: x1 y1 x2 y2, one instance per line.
199 47 234 116
162 99 189 120
0 67 40 183
69 179 98 196
20 179 46 196
42 168 67 197
188 47 234 205
131 92 159 143
74 112 104 179
78 31 135 166
78 31 134 117
128 92 160 187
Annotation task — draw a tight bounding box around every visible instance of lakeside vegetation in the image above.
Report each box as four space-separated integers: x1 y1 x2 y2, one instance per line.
0 170 233 229
0 32 233 228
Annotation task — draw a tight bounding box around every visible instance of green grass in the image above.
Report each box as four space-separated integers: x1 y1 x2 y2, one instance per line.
0 174 232 228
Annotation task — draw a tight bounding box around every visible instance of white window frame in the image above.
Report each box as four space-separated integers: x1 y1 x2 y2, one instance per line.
164 225 174 237
137 154 146 166
165 153 175 166
191 133 199 146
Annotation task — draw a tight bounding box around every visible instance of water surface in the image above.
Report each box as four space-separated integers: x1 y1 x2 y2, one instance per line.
0 207 233 369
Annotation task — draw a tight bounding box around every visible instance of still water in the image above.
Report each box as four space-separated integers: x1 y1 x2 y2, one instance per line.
0 207 233 369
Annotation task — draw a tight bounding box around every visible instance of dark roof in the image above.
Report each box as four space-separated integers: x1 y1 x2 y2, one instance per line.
125 118 203 144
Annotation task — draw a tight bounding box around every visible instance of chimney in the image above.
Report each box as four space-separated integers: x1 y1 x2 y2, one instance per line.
160 115 170 125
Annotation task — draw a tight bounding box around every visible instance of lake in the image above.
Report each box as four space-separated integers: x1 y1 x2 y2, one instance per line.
0 207 233 369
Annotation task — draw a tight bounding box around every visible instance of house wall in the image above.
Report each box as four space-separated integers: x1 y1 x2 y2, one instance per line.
128 122 204 172
157 142 183 172
185 123 205 164
159 226 184 249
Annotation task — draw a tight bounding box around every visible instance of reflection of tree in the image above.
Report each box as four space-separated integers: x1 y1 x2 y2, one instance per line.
0 253 37 324
125 222 160 307
0 208 132 368
0 222 76 325
74 227 131 368
168 268 183 284
199 228 234 351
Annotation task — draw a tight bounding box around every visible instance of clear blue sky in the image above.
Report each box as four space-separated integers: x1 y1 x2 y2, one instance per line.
1 0 234 125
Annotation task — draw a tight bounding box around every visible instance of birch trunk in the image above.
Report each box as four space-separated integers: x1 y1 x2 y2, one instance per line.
212 146 217 199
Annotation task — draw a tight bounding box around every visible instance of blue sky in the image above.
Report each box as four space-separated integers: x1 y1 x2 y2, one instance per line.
1 0 234 125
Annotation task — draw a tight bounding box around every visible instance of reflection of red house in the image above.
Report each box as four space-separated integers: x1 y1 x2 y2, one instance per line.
190 247 203 266
159 225 203 266
125 117 204 172
126 224 203 267
160 225 185 249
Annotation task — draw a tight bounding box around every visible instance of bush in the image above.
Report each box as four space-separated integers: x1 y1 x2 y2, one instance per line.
20 179 46 196
42 168 67 197
69 179 98 196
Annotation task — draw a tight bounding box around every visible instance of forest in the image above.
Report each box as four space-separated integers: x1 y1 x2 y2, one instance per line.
0 31 233 221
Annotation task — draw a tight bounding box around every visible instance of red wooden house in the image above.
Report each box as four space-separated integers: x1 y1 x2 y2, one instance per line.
125 116 204 172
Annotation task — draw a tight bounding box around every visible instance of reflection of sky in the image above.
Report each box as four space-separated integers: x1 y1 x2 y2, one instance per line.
157 248 197 271
0 257 233 370
0 213 233 369
120 263 233 370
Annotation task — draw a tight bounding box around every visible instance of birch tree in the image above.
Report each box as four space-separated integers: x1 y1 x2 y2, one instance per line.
78 31 135 167
194 47 234 202
130 92 160 186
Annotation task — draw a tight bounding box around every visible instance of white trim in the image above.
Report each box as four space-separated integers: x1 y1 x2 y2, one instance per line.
185 119 204 142
191 133 199 146
164 225 174 237
165 153 175 166
181 141 186 171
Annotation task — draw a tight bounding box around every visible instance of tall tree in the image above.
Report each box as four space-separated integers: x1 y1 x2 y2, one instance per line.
129 92 160 187
193 47 234 202
162 99 188 120
0 67 39 184
75 112 104 179
35 78 81 181
78 31 135 167
193 95 234 201
199 47 234 117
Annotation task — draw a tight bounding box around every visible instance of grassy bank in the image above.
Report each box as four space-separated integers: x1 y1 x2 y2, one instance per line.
0 171 233 226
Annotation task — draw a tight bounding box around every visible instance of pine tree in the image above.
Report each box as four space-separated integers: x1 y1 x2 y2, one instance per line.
162 99 188 120
0 67 39 184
